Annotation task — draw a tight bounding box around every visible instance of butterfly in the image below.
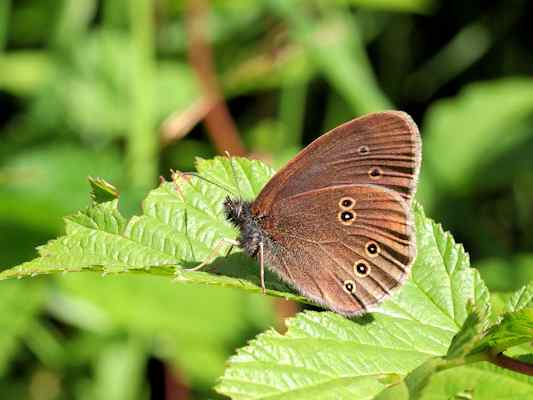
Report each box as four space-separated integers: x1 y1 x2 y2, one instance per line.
219 111 420 316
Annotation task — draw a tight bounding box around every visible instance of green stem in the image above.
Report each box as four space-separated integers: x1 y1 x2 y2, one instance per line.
437 347 533 377
0 0 10 51
269 0 391 114
53 0 95 49
435 353 486 373
279 79 307 148
128 0 158 189
24 320 66 368
405 22 490 100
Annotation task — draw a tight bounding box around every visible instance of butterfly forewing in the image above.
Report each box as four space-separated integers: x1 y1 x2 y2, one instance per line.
259 185 415 316
251 111 421 218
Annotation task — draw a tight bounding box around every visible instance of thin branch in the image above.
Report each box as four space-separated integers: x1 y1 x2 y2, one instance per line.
128 0 157 189
160 97 215 146
165 364 190 400
273 299 299 333
442 348 533 378
489 351 533 376
185 0 246 156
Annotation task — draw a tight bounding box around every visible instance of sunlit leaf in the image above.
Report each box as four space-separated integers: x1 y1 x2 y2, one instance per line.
397 284 532 399
420 362 533 400
216 204 490 399
505 282 533 313
473 308 533 355
446 305 490 359
0 157 302 301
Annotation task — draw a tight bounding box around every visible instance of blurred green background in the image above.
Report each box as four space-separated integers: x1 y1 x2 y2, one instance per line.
1 0 533 398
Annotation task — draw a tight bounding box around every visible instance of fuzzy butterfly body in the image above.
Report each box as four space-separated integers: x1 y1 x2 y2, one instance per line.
224 111 421 316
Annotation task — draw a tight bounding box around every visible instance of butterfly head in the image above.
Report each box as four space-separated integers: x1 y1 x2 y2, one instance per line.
223 196 267 258
223 196 251 226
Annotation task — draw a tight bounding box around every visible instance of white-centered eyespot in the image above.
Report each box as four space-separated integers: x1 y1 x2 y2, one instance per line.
338 196 355 209
338 210 356 225
343 280 356 294
365 241 380 258
354 260 371 277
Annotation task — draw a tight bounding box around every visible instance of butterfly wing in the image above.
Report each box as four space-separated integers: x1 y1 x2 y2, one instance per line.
259 184 415 316
251 111 421 218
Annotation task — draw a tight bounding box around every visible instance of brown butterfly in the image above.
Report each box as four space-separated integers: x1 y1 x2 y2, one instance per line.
221 111 421 316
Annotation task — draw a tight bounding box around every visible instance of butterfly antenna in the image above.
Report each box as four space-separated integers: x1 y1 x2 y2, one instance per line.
176 171 237 196
225 151 243 200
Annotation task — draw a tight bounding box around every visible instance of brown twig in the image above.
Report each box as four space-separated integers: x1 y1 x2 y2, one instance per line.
489 351 533 376
165 364 190 400
273 299 300 333
185 0 246 156
160 97 216 146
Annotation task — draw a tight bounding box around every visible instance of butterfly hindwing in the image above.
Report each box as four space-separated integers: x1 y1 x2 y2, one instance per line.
260 185 415 316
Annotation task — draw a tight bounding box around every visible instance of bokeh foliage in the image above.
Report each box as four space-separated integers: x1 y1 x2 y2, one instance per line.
1 0 533 398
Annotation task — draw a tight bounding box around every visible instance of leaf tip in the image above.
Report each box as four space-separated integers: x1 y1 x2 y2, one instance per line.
88 176 119 204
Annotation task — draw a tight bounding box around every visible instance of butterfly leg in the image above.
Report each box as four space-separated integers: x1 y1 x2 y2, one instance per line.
259 241 266 294
186 238 239 272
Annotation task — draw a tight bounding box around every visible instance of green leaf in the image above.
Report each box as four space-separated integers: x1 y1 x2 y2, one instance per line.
0 144 123 233
420 362 533 400
89 339 147 400
3 155 516 396
400 283 533 399
270 0 391 114
395 305 491 399
89 177 119 204
397 282 533 399
0 157 303 301
400 357 444 400
343 0 434 13
477 255 533 293
446 304 490 359
490 292 514 324
422 78 533 194
61 30 199 141
473 308 533 355
505 282 533 313
53 273 274 386
0 51 53 95
482 282 533 356
216 204 490 399
0 281 45 375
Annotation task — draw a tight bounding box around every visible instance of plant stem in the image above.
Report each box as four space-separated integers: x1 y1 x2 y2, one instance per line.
439 348 533 377
269 0 392 114
185 0 246 156
279 79 307 148
0 0 10 51
128 0 158 189
488 350 533 376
